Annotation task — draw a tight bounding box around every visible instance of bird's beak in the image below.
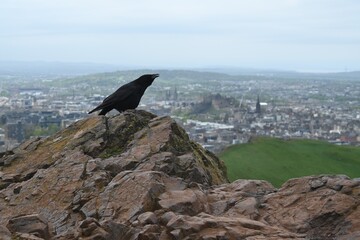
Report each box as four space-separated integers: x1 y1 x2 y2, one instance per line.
152 74 159 79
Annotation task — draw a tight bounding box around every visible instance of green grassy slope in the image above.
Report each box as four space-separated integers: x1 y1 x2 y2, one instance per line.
219 137 360 187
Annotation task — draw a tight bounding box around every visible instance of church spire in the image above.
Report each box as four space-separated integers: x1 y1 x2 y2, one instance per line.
256 94 261 114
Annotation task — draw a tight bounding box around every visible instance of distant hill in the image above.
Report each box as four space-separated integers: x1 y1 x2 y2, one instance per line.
1 61 359 81
41 69 241 88
219 137 360 187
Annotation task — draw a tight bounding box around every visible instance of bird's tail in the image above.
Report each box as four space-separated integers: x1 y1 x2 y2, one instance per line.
89 106 108 115
88 108 97 114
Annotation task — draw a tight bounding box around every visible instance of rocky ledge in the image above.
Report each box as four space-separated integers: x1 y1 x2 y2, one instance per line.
0 110 359 240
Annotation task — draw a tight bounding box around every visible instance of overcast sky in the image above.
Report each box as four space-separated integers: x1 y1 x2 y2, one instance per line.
1 0 359 72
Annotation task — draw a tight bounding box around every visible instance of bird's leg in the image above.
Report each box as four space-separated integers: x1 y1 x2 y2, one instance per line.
104 115 109 142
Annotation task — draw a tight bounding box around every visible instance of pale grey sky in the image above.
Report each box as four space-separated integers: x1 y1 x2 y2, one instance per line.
1 0 359 72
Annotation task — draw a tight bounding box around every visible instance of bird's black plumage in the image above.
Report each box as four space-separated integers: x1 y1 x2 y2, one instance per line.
89 73 159 115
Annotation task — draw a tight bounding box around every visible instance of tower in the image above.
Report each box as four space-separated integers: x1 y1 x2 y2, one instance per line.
255 95 261 114
173 86 178 101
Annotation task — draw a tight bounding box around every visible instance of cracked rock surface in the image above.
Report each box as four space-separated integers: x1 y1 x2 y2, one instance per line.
0 110 359 239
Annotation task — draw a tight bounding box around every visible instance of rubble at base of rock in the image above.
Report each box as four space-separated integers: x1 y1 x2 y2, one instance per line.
0 110 359 239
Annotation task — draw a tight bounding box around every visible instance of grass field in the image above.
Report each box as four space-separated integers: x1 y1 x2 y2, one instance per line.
219 137 360 188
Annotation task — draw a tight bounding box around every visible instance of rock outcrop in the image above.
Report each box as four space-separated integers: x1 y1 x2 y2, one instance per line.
0 110 359 239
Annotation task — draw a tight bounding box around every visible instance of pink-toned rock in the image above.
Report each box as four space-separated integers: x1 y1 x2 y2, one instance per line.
159 188 208 215
6 214 51 239
0 110 359 239
138 212 158 225
261 175 360 239
0 225 11 240
80 170 166 223
13 233 45 240
159 211 177 226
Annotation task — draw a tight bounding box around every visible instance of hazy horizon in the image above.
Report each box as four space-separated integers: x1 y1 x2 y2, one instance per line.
1 60 359 74
1 0 360 72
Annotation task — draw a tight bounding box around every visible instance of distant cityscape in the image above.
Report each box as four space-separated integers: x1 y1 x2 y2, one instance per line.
0 70 359 153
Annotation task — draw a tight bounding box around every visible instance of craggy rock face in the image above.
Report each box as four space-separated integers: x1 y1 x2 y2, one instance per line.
0 110 359 239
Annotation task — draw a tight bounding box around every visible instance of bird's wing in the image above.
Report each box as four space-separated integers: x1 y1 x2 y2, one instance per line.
89 83 137 113
103 82 138 103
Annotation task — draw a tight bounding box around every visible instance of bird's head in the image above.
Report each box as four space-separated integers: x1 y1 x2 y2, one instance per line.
137 73 159 86
152 73 160 79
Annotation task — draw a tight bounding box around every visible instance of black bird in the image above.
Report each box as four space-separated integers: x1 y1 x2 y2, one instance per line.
89 73 159 115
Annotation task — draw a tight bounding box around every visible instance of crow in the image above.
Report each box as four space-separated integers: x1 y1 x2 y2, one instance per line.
88 73 159 115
